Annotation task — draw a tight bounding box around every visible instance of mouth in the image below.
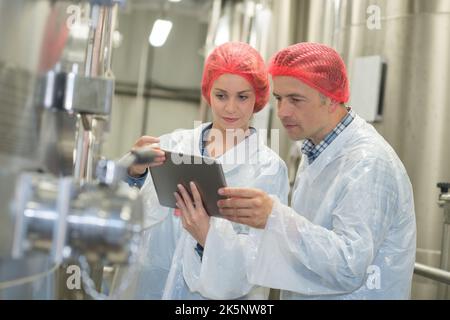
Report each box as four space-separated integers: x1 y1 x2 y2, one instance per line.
223 117 239 124
283 123 298 129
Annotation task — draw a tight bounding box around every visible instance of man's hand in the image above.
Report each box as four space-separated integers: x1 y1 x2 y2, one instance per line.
174 182 210 247
217 188 274 229
128 136 166 177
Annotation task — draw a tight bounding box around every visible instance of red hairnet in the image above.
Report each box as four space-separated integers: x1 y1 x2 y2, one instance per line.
201 42 269 113
268 42 349 103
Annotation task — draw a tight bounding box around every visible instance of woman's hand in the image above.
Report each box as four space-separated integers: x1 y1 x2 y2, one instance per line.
128 136 166 177
174 182 210 247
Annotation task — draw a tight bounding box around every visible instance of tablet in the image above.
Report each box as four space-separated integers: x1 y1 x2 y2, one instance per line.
149 149 228 217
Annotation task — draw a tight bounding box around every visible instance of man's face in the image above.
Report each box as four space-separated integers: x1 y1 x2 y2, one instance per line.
273 76 330 142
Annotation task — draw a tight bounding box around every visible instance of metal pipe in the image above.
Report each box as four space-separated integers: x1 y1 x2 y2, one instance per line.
74 2 118 184
438 222 450 298
199 0 222 122
414 263 450 285
438 197 450 299
73 114 93 183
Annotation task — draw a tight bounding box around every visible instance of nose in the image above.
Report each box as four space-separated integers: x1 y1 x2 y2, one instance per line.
277 99 292 119
224 98 237 114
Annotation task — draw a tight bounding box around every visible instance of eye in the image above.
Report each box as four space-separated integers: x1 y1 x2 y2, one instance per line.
290 97 304 104
274 96 281 102
215 93 226 100
239 95 249 101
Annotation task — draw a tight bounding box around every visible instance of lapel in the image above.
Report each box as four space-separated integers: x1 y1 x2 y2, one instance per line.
167 122 210 156
191 122 210 157
179 123 262 174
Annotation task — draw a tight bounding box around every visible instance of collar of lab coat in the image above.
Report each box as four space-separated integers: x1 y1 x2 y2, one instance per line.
192 122 262 174
300 114 366 183
191 122 210 157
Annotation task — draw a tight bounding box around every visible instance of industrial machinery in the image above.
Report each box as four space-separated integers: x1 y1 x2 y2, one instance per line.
436 183 450 299
414 183 450 298
0 0 153 299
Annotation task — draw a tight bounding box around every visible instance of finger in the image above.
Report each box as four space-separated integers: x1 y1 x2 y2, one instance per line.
174 192 187 211
180 208 188 229
151 155 167 163
148 159 166 168
131 148 165 158
217 197 255 209
148 157 166 164
219 208 253 218
177 184 195 213
174 192 191 224
189 182 205 212
135 136 160 146
152 150 166 157
218 187 261 198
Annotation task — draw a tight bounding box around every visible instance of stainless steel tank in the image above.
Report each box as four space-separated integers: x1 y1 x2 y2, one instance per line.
0 0 145 300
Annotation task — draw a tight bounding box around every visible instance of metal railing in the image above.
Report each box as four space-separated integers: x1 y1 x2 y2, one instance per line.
414 263 450 285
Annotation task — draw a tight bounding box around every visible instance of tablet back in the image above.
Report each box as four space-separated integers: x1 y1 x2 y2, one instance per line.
149 150 228 217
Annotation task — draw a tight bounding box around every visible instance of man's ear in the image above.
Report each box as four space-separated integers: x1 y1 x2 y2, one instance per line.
328 100 340 113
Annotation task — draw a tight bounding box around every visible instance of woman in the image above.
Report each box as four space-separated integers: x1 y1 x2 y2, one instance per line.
126 42 289 299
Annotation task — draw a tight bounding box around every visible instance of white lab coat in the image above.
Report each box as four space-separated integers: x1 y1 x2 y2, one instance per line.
247 114 417 299
131 123 289 299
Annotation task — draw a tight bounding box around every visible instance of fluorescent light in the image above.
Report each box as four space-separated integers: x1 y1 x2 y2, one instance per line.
149 19 173 47
168 0 182 2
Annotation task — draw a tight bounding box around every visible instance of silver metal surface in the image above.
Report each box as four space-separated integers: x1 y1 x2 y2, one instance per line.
414 263 450 286
37 110 78 176
436 186 450 299
70 75 115 114
38 70 114 114
72 2 118 183
0 0 146 300
11 172 142 265
0 63 41 163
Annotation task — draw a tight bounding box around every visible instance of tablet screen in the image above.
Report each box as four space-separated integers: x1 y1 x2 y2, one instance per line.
149 150 228 217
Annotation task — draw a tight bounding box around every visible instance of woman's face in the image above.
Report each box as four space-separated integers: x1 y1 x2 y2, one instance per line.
209 73 256 131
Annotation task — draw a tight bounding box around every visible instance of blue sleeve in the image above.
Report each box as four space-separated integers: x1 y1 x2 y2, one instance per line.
125 169 148 189
195 243 204 261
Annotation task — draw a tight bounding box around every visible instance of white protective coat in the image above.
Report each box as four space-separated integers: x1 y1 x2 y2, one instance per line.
132 123 290 299
247 114 417 299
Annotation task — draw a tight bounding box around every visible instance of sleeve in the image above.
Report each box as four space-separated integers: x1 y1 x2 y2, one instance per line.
139 168 171 229
124 169 148 189
182 160 290 299
248 158 397 295
135 132 176 228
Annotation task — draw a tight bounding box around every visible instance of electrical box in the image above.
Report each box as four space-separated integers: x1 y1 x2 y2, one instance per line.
349 55 387 122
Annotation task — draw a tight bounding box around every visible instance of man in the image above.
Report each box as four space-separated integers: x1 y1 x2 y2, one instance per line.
216 43 417 299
